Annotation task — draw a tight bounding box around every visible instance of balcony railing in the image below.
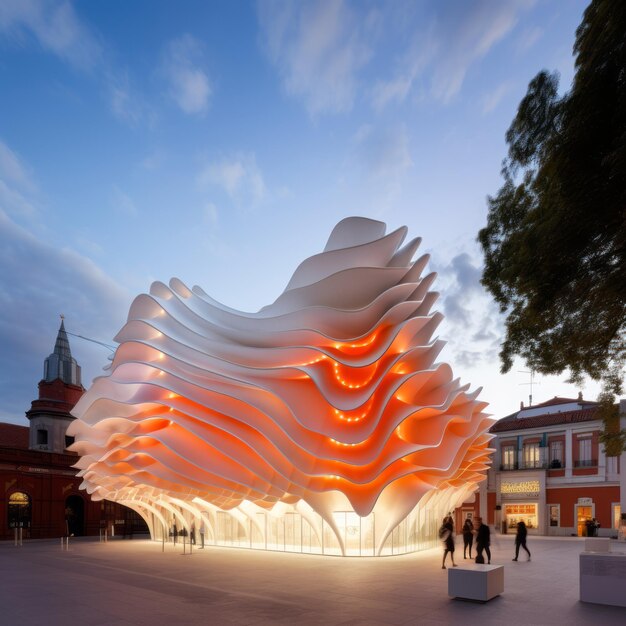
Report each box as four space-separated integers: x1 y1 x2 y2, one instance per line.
574 459 597 468
499 458 601 471
499 461 549 471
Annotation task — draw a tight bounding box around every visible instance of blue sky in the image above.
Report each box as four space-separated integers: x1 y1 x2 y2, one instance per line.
0 0 600 426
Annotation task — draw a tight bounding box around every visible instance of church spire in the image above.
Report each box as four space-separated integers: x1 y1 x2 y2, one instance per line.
53 317 72 361
43 316 81 386
27 317 84 453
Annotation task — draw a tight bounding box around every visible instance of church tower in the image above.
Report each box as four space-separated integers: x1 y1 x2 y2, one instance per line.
26 318 84 453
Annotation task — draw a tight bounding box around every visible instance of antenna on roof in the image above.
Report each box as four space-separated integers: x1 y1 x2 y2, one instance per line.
518 369 540 407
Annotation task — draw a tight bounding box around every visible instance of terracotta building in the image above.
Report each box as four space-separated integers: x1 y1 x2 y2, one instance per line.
1 320 144 540
457 395 626 537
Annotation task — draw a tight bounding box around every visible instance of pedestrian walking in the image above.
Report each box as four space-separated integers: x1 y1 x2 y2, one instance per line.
199 520 206 549
512 520 531 561
462 516 474 559
440 516 457 569
474 516 491 564
190 523 196 545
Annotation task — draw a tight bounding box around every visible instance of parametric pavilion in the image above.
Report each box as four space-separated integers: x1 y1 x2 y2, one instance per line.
68 217 494 556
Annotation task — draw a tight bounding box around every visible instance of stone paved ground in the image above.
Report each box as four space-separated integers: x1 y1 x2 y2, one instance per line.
1 533 625 625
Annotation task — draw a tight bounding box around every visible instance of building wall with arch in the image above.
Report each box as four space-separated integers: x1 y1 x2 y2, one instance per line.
0 423 144 540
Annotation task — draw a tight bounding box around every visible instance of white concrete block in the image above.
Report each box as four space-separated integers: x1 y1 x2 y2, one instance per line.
448 564 504 602
580 552 626 607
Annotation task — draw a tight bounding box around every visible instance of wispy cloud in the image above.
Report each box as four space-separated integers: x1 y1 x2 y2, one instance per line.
0 139 39 219
482 80 514 114
0 140 37 193
161 34 212 115
106 70 153 126
516 25 543 53
203 202 219 227
140 150 166 171
431 249 503 369
0 2 158 127
198 153 266 208
370 24 437 111
352 124 412 180
0 0 102 70
111 185 139 216
372 0 533 108
0 208 129 423
258 0 375 115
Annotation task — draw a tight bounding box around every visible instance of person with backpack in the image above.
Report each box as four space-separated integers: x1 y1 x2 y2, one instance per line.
440 516 457 569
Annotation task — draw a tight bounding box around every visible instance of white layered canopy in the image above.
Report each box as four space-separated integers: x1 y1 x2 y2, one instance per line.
69 217 494 556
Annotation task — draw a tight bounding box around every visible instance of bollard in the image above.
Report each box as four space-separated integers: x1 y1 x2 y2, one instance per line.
19 527 23 546
14 527 18 547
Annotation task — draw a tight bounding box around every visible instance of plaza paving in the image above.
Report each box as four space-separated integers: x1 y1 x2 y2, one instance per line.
1 533 625 625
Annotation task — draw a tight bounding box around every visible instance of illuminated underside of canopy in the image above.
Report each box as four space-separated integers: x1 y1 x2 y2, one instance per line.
68 217 494 556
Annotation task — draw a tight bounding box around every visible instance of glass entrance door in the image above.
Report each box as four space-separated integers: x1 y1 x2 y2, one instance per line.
576 505 592 536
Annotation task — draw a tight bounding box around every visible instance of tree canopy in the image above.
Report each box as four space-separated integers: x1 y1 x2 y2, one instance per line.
479 0 625 400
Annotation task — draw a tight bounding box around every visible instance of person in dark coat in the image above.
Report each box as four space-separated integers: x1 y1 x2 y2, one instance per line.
474 516 491 564
462 517 474 559
512 520 531 561
441 516 457 569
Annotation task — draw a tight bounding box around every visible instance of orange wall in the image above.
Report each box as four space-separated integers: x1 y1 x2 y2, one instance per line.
545 485 619 528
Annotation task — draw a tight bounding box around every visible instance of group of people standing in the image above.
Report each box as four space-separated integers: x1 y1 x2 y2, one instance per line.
170 520 207 549
441 514 530 567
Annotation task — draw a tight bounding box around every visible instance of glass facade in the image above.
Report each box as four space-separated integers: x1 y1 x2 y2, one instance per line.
504 503 538 531
502 446 515 469
147 505 441 556
523 443 540 469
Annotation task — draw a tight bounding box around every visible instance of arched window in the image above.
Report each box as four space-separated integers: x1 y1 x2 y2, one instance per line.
8 492 31 528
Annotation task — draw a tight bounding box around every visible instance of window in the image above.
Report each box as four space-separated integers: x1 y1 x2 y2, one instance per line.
549 441 563 467
502 445 516 469
8 491 31 528
523 443 540 468
577 436 593 467
606 456 618 475
612 504 622 529
504 503 537 530
65 435 75 448
37 429 48 445
549 504 560 527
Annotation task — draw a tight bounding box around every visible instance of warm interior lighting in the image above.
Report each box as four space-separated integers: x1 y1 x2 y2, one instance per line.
68 217 493 557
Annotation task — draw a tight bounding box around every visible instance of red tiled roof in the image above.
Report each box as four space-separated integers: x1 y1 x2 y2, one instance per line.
0 423 29 449
531 396 581 408
490 407 600 432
